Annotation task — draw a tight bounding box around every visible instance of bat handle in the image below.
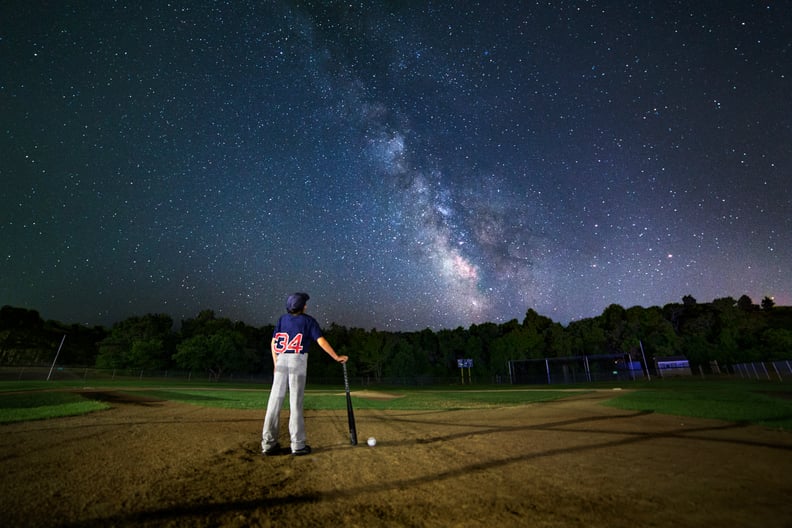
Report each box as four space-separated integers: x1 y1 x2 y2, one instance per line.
342 362 351 391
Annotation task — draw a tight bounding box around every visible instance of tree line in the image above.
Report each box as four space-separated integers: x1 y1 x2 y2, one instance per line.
1 294 790 382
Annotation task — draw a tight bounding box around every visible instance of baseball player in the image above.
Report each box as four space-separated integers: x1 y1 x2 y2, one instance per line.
261 292 348 456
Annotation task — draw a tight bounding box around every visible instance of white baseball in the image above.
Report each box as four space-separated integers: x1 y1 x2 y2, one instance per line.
367 436 377 447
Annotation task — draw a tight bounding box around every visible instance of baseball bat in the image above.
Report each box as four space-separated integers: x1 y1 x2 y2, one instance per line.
342 362 358 445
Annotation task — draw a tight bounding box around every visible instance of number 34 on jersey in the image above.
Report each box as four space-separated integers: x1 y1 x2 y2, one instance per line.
273 332 304 354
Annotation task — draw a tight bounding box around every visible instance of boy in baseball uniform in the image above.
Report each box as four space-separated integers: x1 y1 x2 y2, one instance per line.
262 292 348 456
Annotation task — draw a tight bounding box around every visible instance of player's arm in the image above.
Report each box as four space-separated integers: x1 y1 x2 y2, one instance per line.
317 336 348 363
270 337 279 366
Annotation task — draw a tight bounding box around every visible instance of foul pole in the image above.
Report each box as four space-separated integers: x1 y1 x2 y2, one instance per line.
47 335 67 381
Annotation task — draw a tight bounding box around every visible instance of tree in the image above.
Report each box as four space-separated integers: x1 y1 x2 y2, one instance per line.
737 295 755 312
353 329 388 382
172 330 248 381
489 325 544 377
522 308 552 333
468 322 500 372
682 295 697 308
759 328 792 360
58 323 105 365
413 328 440 375
180 310 224 339
543 322 572 358
678 305 717 367
0 306 55 365
96 314 174 370
623 306 680 358
711 298 740 364
566 317 607 356
0 306 44 330
127 338 166 370
174 311 264 380
600 304 627 353
385 337 421 381
663 302 685 333
437 327 469 376
761 296 776 311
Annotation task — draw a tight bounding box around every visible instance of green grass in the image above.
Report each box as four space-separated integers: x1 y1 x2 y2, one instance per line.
2 379 792 430
603 379 792 430
0 391 109 424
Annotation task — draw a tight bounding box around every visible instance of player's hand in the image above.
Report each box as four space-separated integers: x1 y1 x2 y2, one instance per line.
336 355 349 363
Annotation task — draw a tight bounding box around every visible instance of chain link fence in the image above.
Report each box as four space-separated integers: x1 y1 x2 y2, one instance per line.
733 360 792 382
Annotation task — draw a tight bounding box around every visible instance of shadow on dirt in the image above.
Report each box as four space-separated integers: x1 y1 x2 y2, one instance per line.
81 391 165 406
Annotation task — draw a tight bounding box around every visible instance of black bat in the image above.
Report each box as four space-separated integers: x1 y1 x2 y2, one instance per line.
342 362 358 445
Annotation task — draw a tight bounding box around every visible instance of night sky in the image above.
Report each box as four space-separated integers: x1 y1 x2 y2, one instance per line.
2 2 790 332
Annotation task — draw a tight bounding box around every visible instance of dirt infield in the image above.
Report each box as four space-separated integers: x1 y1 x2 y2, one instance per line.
1 389 791 527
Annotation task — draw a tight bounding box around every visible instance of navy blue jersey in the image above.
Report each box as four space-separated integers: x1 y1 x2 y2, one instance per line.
272 313 323 354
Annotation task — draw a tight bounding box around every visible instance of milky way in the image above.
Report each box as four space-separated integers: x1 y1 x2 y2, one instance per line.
1 1 790 331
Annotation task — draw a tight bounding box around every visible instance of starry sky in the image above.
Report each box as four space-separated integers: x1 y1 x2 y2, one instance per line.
2 1 790 331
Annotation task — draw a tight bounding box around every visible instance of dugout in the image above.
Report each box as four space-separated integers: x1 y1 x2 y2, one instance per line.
508 353 645 385
654 356 692 377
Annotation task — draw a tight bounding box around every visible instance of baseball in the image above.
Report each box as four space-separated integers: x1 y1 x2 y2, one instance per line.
367 436 377 447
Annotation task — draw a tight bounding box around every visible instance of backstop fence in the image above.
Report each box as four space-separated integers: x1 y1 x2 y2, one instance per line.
507 353 646 385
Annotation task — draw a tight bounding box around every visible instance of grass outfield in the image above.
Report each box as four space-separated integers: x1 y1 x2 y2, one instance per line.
602 380 792 430
1 379 791 430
